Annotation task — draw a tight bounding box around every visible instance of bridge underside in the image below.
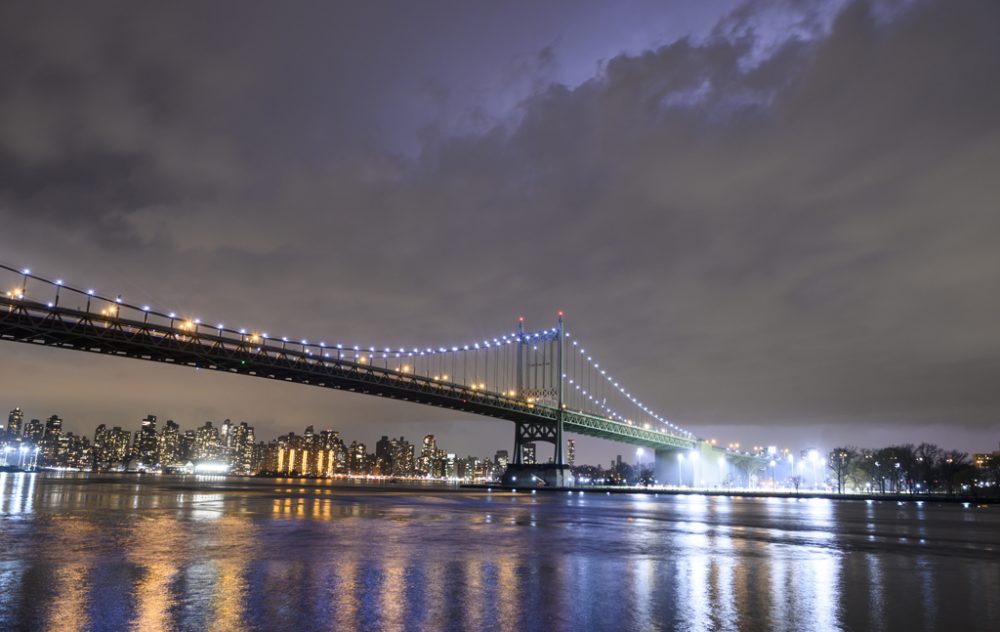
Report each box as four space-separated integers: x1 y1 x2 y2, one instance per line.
0 298 696 452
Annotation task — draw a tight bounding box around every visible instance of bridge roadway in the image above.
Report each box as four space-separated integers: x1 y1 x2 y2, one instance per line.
0 295 696 452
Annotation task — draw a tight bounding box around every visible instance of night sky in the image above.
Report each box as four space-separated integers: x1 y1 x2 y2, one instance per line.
1 0 998 464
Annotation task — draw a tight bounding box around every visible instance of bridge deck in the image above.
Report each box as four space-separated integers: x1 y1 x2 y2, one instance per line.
0 297 695 451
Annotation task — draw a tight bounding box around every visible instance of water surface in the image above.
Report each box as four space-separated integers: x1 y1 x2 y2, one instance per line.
1 473 997 631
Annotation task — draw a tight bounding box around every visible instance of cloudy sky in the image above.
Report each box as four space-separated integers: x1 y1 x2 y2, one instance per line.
1 0 998 463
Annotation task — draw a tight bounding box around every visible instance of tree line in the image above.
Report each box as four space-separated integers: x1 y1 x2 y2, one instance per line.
826 444 999 496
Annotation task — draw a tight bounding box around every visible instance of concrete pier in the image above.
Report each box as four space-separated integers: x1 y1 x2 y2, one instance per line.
501 463 574 487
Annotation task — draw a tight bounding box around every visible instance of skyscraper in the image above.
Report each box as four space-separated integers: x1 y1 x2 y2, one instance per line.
178 430 195 462
419 434 437 476
194 421 220 460
159 420 180 465
349 441 367 474
41 415 63 465
394 437 414 476
136 414 159 466
93 425 132 469
231 421 255 474
375 436 393 475
92 424 107 467
523 442 537 465
6 407 23 437
495 450 509 471
23 418 44 444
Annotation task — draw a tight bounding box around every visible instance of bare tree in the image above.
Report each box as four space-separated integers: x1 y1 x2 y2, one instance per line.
915 443 942 492
891 444 917 492
828 447 858 493
939 451 972 495
790 476 803 492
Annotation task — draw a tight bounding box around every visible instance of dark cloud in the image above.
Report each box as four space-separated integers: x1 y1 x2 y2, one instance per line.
1 0 998 461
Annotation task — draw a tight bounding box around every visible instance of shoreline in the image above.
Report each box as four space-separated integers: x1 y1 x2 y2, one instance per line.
7 470 997 504
461 483 1000 504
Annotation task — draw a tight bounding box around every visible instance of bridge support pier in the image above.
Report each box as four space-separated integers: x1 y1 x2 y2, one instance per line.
501 463 574 488
655 448 686 487
504 418 574 487
655 442 728 488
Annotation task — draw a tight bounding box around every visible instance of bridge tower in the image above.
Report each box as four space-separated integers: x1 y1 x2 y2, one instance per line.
503 313 573 487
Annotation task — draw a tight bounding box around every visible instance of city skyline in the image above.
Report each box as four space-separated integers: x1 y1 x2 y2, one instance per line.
1 404 526 477
0 407 1000 473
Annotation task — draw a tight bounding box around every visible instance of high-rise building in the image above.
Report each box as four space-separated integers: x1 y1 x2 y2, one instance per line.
348 441 367 474
394 437 414 476
23 418 44 444
93 425 133 470
375 435 393 475
136 415 159 466
194 421 220 460
461 456 479 481
319 429 346 475
159 420 180 465
63 433 91 469
431 447 447 478
494 450 509 471
92 424 107 467
567 439 575 467
220 418 234 464
6 407 23 437
523 443 537 465
178 430 195 462
230 422 255 474
419 435 437 476
40 415 63 466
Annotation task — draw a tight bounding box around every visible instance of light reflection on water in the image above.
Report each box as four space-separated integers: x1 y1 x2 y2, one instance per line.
0 473 998 631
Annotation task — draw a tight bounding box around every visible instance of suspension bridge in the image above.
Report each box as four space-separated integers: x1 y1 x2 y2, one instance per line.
0 263 764 486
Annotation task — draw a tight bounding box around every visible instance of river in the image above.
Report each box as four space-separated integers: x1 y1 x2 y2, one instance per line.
0 473 997 631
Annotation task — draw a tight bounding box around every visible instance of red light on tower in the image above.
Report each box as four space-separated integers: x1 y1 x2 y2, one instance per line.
557 310 564 318
518 316 524 322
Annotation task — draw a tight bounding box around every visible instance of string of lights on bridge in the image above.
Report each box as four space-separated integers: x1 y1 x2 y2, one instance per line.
2 263 693 438
563 331 694 438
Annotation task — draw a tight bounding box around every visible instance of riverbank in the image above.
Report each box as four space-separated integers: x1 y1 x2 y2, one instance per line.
461 483 1000 504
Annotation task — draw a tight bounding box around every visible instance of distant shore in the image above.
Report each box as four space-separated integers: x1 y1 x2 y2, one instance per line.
462 483 1000 504
7 470 997 504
